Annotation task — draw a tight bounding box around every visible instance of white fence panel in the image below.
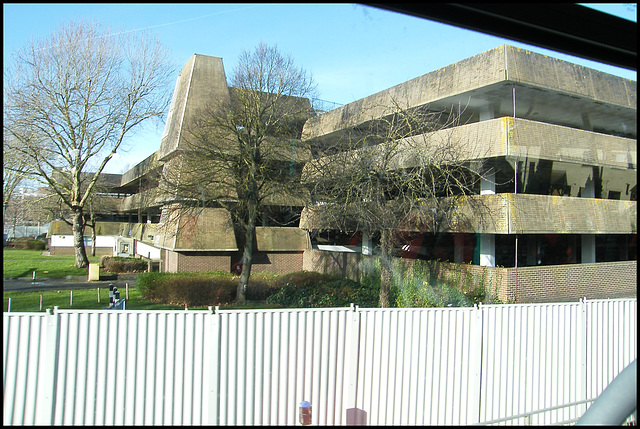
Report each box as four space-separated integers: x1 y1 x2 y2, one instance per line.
584 299 637 406
211 308 355 426
3 299 637 426
354 307 482 425
478 303 585 425
3 313 52 425
3 310 214 426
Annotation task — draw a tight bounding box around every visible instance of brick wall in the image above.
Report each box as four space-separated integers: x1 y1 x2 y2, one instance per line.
161 250 303 274
168 251 231 273
250 251 304 275
49 246 113 257
422 260 637 303
501 261 637 303
303 249 637 304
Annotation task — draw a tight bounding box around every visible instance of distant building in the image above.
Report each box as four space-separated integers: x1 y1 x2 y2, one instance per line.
47 46 636 302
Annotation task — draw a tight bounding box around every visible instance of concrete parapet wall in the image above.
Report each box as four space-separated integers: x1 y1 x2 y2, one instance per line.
302 46 506 142
507 117 636 168
302 45 636 143
451 194 636 234
504 45 636 109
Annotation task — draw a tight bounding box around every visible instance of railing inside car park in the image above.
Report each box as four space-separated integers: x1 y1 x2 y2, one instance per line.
312 98 343 115
3 298 636 425
479 358 638 426
476 399 596 425
479 404 636 427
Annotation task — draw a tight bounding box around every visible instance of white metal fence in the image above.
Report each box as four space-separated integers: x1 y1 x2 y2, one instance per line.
3 299 637 425
3 224 49 239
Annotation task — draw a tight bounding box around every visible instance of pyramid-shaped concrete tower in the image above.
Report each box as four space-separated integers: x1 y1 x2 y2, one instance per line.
157 54 230 161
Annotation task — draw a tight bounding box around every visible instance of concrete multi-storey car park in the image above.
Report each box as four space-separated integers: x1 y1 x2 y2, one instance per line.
47 45 636 303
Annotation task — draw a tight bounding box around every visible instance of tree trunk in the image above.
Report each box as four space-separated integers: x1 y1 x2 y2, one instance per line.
379 229 393 308
91 227 97 257
90 211 97 257
236 225 256 304
72 207 89 269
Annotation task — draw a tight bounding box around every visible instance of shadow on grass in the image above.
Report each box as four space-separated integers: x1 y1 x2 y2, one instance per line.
14 268 38 278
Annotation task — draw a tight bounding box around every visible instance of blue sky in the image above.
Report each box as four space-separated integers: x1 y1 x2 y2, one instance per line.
3 3 637 174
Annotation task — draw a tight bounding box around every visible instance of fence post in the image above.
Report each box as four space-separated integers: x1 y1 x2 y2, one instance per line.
36 309 60 424
580 298 588 416
344 305 361 423
207 308 221 425
469 304 484 424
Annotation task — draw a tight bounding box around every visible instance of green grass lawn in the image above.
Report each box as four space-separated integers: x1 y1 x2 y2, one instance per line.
4 286 280 312
3 286 191 312
3 248 280 312
3 248 187 311
3 248 101 278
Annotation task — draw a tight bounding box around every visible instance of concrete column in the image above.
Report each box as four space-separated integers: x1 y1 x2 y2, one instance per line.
581 174 596 263
481 172 496 195
582 176 595 198
582 235 596 263
479 164 496 267
527 237 538 266
362 234 373 256
479 234 495 267
454 234 464 263
479 107 494 122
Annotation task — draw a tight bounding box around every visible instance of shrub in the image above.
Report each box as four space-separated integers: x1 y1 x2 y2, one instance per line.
266 271 379 308
393 260 479 308
137 271 237 307
100 255 111 268
245 271 282 301
8 238 46 250
102 256 148 273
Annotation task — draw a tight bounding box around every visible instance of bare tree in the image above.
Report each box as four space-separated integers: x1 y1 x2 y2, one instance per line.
3 134 32 216
161 42 317 303
3 21 174 267
303 101 490 307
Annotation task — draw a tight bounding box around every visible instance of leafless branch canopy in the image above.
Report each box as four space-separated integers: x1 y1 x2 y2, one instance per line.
162 42 317 231
304 100 490 247
3 20 174 210
3 20 173 267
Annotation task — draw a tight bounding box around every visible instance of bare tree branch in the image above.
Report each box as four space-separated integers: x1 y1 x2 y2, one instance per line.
3 20 174 267
161 42 316 303
303 99 493 306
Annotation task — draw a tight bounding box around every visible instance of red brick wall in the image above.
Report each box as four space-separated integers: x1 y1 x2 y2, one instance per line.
163 251 231 273
414 260 637 303
303 249 637 304
49 246 113 256
501 261 637 303
250 251 304 275
160 250 303 274
302 249 362 280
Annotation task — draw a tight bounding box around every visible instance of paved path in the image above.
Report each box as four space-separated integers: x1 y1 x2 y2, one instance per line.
3 273 140 292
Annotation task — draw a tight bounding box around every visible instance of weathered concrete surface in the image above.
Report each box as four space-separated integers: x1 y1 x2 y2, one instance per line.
302 45 637 145
255 227 309 251
157 54 230 161
452 194 637 234
153 207 238 251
